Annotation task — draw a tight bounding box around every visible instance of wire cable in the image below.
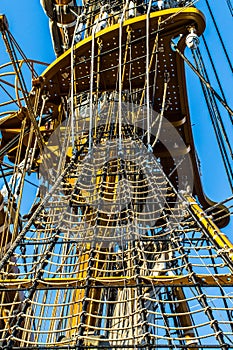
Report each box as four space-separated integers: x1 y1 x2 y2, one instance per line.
226 0 233 16
192 48 233 192
205 0 233 73
201 34 233 126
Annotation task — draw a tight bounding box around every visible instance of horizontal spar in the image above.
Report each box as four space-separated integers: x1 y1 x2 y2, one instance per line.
0 273 232 289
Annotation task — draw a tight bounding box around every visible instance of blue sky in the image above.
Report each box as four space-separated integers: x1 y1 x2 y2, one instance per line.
0 0 232 233
187 1 233 200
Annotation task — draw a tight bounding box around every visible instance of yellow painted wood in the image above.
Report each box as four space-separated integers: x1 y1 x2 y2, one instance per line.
186 195 233 261
0 273 232 289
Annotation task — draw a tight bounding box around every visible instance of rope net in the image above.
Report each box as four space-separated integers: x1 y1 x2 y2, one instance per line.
0 1 232 349
0 100 232 348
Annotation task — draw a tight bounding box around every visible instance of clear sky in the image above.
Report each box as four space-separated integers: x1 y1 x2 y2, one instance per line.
0 0 232 234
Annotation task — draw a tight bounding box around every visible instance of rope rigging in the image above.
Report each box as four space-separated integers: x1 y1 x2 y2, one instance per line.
205 0 233 73
201 34 233 126
171 41 233 117
0 27 44 153
171 33 233 206
7 31 39 79
0 2 232 349
191 48 233 192
226 0 233 16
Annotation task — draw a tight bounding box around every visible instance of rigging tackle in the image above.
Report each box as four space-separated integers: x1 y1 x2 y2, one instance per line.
0 1 232 349
41 0 194 57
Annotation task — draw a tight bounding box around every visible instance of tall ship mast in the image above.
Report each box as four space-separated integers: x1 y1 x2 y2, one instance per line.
0 1 232 349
